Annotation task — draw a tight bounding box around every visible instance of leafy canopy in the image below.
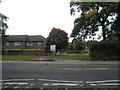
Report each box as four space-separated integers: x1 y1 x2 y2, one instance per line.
46 27 68 52
0 13 8 30
70 2 118 41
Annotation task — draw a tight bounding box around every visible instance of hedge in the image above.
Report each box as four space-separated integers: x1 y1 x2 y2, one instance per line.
89 41 120 61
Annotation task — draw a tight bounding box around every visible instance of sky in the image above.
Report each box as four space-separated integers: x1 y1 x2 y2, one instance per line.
0 0 77 41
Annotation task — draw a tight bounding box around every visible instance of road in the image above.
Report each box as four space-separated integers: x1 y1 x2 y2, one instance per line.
2 63 119 89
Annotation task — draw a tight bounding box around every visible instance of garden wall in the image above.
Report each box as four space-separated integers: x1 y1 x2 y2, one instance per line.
4 49 45 56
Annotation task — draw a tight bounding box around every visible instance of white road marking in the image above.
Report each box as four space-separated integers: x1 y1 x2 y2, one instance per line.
1 78 119 87
44 83 83 86
64 68 82 71
84 68 108 70
0 79 34 82
90 83 120 86
26 87 29 88
86 80 120 84
5 82 28 85
30 83 34 85
38 79 83 83
4 87 7 88
14 86 19 89
58 68 108 71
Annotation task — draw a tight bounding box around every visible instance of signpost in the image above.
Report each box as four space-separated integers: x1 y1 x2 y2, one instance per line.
50 45 56 56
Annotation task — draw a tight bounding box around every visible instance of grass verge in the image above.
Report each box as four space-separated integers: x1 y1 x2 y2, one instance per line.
2 55 43 61
1 54 90 61
48 54 91 60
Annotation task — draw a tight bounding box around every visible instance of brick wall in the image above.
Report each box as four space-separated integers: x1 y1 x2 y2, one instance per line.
4 49 45 56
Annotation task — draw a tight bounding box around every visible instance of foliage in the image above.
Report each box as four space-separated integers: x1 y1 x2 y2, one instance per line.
46 27 69 52
75 41 86 52
111 2 120 40
89 41 120 61
67 43 76 54
0 13 9 54
0 13 8 30
67 41 86 54
70 2 118 41
67 43 75 50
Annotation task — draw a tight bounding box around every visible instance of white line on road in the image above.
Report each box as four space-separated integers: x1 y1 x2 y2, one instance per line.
90 83 120 86
86 80 120 83
64 68 82 71
14 86 19 89
84 68 108 70
4 87 8 88
0 79 34 82
38 79 83 83
44 83 83 86
5 82 28 85
61 68 108 71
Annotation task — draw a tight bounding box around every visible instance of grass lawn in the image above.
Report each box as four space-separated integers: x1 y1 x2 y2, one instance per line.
1 54 90 61
2 55 43 60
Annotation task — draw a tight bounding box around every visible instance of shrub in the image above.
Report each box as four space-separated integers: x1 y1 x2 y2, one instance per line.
89 41 120 61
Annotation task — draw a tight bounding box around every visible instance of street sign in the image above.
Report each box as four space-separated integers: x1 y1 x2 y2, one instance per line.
50 45 56 51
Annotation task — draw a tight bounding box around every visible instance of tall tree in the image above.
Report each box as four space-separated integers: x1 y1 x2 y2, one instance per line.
70 2 118 41
46 27 68 52
0 13 8 38
0 13 8 54
0 13 8 30
0 1 9 55
111 2 120 40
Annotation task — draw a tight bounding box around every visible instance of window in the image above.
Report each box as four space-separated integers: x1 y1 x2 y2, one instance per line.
27 42 33 46
15 42 20 45
6 42 9 45
38 42 42 45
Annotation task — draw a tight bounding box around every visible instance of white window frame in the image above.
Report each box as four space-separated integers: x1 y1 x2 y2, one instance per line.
27 42 33 46
6 42 9 45
15 42 20 45
38 42 42 45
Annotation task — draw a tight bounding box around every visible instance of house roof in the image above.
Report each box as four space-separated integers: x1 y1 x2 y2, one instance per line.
6 35 27 41
27 35 46 41
6 35 46 42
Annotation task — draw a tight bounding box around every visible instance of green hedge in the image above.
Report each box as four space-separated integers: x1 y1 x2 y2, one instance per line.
89 41 120 61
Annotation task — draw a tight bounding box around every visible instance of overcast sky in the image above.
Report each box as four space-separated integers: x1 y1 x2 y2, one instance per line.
1 0 77 41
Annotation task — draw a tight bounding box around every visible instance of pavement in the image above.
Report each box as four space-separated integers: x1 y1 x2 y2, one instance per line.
1 59 119 65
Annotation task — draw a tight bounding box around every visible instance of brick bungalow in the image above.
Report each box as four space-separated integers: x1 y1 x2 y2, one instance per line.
4 35 46 56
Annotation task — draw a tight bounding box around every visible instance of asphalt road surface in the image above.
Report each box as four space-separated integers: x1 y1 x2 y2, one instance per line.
2 63 119 89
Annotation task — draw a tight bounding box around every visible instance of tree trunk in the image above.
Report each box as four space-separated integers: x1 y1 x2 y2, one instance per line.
102 25 106 41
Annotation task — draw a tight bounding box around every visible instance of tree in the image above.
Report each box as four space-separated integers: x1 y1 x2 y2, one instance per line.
0 13 8 30
0 13 8 54
111 2 120 40
75 40 85 53
0 1 9 33
0 13 8 40
0 1 9 55
46 27 68 52
70 2 118 41
68 43 75 51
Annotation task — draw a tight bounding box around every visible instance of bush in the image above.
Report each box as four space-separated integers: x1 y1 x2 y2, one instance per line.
75 41 86 52
89 41 120 61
